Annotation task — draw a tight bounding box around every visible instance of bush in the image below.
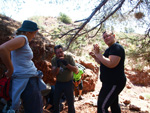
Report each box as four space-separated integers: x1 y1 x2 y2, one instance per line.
58 13 72 24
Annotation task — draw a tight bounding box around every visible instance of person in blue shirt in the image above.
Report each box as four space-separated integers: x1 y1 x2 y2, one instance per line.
73 68 84 100
0 20 45 113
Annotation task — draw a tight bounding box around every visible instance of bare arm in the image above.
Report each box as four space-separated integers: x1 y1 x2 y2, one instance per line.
0 37 25 77
81 73 84 80
95 53 121 68
78 73 84 84
51 66 60 77
66 64 78 74
60 56 78 73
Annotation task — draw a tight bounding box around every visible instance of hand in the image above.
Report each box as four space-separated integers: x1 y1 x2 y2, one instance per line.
75 82 78 87
93 44 103 58
56 59 62 67
93 44 100 54
73 81 75 85
61 59 68 66
89 51 96 58
5 70 13 78
78 80 81 84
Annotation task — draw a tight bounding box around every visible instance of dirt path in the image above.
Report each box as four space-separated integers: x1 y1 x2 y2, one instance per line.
60 79 150 113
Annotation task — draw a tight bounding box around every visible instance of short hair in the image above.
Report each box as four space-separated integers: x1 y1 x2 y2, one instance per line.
102 31 106 35
102 31 114 36
15 30 27 35
54 45 63 53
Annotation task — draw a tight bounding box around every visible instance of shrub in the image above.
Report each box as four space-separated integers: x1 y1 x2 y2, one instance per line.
58 12 72 24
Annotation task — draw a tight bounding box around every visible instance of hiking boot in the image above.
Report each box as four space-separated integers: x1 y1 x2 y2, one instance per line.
78 95 83 100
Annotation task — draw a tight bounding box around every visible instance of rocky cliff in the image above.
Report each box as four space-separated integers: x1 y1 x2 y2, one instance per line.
0 15 98 93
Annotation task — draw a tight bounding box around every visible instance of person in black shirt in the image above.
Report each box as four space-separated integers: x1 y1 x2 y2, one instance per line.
89 31 126 113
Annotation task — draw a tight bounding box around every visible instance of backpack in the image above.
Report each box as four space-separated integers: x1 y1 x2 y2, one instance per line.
0 76 11 101
75 63 86 72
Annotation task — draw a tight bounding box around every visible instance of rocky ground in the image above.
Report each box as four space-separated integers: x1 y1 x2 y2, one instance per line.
58 79 150 113
1 77 149 113
43 78 150 113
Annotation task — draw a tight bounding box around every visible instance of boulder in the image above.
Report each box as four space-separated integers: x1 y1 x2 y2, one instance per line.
129 104 141 111
0 15 21 76
83 69 98 93
125 68 150 86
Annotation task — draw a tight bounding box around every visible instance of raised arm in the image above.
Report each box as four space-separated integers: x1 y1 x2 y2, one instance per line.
51 66 60 77
66 64 78 74
93 44 121 68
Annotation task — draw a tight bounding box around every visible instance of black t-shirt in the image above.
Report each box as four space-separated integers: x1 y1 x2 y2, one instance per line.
100 43 126 85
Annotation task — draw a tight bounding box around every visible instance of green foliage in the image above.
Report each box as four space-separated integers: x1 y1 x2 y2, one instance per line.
51 28 62 39
124 27 135 33
142 93 150 99
117 33 150 71
68 36 86 55
58 12 72 24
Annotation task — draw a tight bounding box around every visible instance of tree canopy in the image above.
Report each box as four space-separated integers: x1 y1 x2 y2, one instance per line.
57 0 150 50
0 0 150 50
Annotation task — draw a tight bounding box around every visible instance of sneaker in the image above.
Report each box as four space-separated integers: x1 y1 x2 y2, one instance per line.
78 95 83 100
43 109 50 113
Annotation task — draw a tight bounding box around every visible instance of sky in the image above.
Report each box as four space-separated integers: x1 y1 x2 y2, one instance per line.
0 0 96 21
0 0 147 34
